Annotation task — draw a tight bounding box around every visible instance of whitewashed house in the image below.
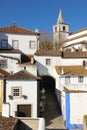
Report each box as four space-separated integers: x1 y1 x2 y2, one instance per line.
0 9 87 130
0 25 40 75
4 70 41 118
34 9 87 129
0 25 41 118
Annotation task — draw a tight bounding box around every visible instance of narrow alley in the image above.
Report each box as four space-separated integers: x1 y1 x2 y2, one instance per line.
40 76 66 130
43 93 66 130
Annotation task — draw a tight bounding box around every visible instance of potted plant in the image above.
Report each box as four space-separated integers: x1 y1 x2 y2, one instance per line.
22 95 28 100
8 95 13 100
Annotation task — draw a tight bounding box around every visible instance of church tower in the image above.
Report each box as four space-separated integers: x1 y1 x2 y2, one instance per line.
53 9 70 49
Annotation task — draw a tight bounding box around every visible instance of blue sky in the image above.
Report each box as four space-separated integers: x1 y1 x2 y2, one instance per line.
0 0 87 33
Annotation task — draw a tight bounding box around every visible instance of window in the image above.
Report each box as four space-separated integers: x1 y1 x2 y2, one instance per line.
0 60 7 68
83 60 87 66
63 26 65 31
55 27 57 33
46 59 51 65
1 40 8 48
29 41 35 49
12 40 19 49
12 87 22 99
65 76 70 84
78 76 83 83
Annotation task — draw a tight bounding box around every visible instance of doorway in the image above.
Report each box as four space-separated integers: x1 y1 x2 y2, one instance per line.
17 104 31 117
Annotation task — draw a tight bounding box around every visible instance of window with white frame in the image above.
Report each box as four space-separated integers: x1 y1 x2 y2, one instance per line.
1 40 8 48
11 87 22 99
78 76 83 83
46 59 51 65
29 41 35 49
65 76 70 84
12 40 19 49
0 59 7 68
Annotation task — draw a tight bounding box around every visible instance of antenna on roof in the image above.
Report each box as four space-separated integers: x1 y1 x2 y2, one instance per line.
13 20 16 26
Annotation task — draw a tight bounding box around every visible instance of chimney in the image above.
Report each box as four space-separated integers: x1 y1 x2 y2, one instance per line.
31 58 34 64
2 103 10 117
35 28 39 33
61 67 64 74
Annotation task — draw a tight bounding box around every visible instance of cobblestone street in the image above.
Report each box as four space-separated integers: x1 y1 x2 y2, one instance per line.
43 94 66 130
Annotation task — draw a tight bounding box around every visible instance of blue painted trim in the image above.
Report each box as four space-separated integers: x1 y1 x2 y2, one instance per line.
65 92 82 129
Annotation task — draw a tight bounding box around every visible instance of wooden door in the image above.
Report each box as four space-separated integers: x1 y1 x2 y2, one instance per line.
17 104 31 117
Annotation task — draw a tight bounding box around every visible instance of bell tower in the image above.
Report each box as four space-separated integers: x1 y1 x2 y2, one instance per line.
53 9 70 49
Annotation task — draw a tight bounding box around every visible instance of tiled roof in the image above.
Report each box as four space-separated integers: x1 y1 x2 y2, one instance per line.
7 70 41 80
0 25 40 35
64 89 87 93
0 114 18 130
0 69 10 78
63 49 87 58
35 49 61 56
0 49 20 53
55 66 87 76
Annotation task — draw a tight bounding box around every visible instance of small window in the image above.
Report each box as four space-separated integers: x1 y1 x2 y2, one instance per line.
65 76 70 84
46 59 51 65
55 27 57 33
0 60 7 68
1 40 8 48
78 76 83 83
29 41 35 49
63 26 65 31
12 87 22 99
12 40 19 49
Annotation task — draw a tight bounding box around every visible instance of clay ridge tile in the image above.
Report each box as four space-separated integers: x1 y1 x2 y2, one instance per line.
0 25 40 35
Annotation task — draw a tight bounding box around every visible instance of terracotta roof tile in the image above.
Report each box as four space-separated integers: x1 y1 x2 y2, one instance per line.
55 66 87 76
64 89 87 93
7 70 41 80
0 25 40 35
0 69 10 78
35 49 61 56
63 49 87 58
0 114 18 130
0 49 20 53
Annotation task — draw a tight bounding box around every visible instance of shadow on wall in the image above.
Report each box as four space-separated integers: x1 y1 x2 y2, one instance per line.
55 89 62 106
36 61 49 76
14 120 32 130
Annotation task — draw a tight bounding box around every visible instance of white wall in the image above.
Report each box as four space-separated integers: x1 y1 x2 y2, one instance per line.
0 53 37 75
34 55 61 76
64 32 87 48
61 58 86 66
0 32 38 55
70 92 87 124
35 55 87 77
6 80 38 117
15 64 37 76
60 76 87 90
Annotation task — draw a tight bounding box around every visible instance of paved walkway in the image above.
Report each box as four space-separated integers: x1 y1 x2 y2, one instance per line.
43 93 66 130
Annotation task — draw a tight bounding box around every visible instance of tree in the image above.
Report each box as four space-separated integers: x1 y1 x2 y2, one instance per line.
39 31 53 50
